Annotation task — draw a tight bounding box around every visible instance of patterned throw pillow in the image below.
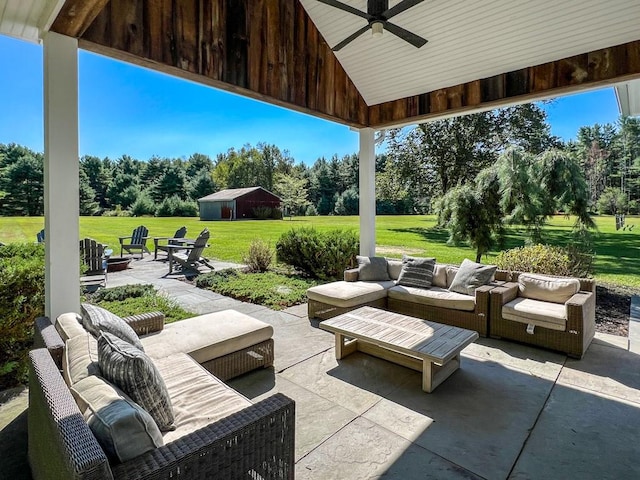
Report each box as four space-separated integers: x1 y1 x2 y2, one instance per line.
357 256 390 281
98 332 175 431
396 255 436 289
81 303 144 351
448 259 497 296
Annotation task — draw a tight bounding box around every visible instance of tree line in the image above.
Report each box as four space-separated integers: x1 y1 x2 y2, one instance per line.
0 102 639 224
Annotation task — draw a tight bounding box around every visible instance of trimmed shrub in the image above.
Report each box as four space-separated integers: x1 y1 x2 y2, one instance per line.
91 284 156 302
130 192 156 216
495 244 593 278
156 195 198 217
275 227 359 280
0 243 45 389
244 239 273 272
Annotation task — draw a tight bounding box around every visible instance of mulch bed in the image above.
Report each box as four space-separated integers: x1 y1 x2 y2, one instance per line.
596 284 637 337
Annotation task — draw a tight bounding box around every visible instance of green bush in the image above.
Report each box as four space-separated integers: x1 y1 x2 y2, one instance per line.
196 269 318 310
195 268 239 289
130 193 156 216
156 195 199 217
305 205 318 216
91 284 156 302
275 227 359 280
495 244 592 277
0 243 45 389
244 239 273 272
86 284 192 324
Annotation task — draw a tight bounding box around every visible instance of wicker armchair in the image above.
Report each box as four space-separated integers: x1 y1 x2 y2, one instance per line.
489 274 596 358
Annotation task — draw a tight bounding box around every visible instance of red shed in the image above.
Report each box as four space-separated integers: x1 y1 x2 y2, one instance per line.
198 187 282 220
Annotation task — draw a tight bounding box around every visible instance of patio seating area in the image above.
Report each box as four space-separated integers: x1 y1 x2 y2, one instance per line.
1 256 639 479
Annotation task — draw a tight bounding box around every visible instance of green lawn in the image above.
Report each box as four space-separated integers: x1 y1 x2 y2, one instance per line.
2 214 639 287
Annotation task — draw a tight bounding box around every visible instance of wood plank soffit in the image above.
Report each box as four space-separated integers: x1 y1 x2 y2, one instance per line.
369 40 640 129
51 0 111 38
53 1 640 130
71 0 369 128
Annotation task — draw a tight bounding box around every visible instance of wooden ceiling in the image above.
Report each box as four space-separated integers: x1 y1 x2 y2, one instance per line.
49 0 640 129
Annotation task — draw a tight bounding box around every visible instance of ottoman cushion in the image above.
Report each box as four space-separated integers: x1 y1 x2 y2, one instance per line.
141 309 273 364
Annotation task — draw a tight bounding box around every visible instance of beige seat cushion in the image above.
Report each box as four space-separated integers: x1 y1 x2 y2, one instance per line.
518 273 580 304
70 375 164 463
388 285 476 311
63 332 100 386
306 280 395 308
155 353 252 444
56 312 87 341
503 297 567 331
141 309 273 364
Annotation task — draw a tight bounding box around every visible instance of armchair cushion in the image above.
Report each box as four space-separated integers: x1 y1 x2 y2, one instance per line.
81 303 144 351
98 332 175 431
518 273 580 304
70 375 164 463
396 255 436 289
356 255 390 281
449 259 497 295
502 297 566 331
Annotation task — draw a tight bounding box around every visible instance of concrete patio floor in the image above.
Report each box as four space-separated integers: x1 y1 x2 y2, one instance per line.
1 255 639 479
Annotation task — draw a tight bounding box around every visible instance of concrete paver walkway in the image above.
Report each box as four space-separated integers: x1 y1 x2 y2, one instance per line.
1 256 639 479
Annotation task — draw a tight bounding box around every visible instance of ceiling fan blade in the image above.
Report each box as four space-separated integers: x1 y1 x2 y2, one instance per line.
332 25 371 51
383 21 428 48
316 0 370 20
382 0 424 20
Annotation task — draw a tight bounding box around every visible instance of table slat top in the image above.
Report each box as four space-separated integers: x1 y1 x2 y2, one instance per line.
320 306 478 363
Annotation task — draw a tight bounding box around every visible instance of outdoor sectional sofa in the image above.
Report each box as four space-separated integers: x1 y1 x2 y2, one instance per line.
30 307 295 480
307 257 596 358
307 258 504 337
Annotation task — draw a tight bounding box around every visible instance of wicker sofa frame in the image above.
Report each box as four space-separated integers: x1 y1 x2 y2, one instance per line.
29 348 295 480
308 266 511 337
30 311 292 479
489 273 596 359
34 311 275 381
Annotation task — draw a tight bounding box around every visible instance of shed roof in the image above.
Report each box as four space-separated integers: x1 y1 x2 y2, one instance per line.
198 187 281 202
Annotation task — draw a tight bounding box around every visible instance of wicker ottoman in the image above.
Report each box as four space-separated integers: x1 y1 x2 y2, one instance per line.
141 309 274 380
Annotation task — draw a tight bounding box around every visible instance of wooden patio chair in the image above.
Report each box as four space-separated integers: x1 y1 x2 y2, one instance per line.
118 225 150 259
153 226 187 260
79 238 107 288
167 228 213 275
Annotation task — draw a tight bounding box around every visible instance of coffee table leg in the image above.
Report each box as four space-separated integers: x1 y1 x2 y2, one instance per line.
335 333 357 359
422 354 461 393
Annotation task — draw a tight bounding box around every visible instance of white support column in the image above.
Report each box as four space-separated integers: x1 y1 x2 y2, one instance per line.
43 32 80 318
358 128 376 257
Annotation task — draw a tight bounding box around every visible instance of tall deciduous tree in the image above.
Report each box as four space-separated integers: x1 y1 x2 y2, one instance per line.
274 173 310 217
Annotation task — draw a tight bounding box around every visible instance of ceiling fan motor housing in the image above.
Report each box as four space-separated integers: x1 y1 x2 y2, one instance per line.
369 0 389 19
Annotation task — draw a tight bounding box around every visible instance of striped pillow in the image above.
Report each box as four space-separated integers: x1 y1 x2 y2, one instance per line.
98 332 175 431
81 303 144 351
396 256 436 289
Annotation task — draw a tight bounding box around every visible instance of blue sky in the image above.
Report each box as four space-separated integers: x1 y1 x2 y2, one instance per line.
0 35 623 165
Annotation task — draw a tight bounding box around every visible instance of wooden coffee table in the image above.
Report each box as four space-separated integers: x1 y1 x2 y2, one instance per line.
320 306 479 392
